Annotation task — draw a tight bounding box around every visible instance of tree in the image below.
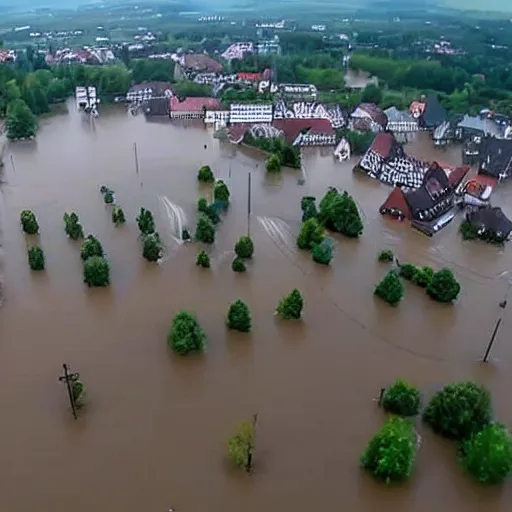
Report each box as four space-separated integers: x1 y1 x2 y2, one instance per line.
20 210 39 234
232 257 246 272
103 189 114 204
374 270 404 306
198 165 215 183
83 256 110 287
301 196 318 222
142 233 162 262
234 236 254 259
377 249 394 263
459 424 512 485
136 207 155 235
197 198 220 225
312 238 334 265
27 246 45 270
297 218 324 250
423 381 492 440
276 288 303 319
360 417 417 484
214 180 230 203
361 83 383 104
266 153 281 173
168 311 206 355
427 268 461 303
318 188 363 238
399 263 418 280
6 99 37 140
412 266 434 288
195 213 216 243
382 380 421 417
63 212 84 240
196 250 210 268
112 206 126 226
227 418 257 471
80 235 104 261
227 299 252 332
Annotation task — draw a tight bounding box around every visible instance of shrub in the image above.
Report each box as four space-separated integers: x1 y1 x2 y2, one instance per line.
459 424 512 485
378 249 394 263
312 238 334 265
72 380 86 408
227 299 252 332
80 235 104 261
197 198 208 214
182 227 191 241
412 266 434 288
423 381 492 440
64 212 84 240
196 250 210 268
399 263 418 280
460 220 479 241
214 180 230 203
142 233 162 262
227 419 256 470
276 288 303 319
196 215 215 244
111 206 126 226
197 198 220 225
83 256 110 287
235 236 254 259
266 153 281 173
361 417 417 484
297 218 324 250
427 268 461 303
318 187 363 238
136 207 155 235
198 165 215 183
374 270 404 306
301 196 318 222
167 311 206 355
382 380 421 417
20 210 39 234
103 189 114 204
232 257 246 272
28 246 45 271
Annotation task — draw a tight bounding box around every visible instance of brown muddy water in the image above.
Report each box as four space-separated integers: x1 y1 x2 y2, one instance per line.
1 105 512 512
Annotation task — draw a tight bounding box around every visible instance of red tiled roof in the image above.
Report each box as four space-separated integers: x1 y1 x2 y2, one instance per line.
380 187 412 219
273 118 334 143
183 54 223 73
170 96 220 112
447 165 470 187
237 72 262 81
369 132 395 158
228 124 251 144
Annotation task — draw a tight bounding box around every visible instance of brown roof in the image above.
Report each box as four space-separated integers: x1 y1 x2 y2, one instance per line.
353 103 388 128
183 54 223 73
380 187 412 219
170 96 220 112
368 132 396 158
273 118 334 143
228 124 251 144
447 166 470 188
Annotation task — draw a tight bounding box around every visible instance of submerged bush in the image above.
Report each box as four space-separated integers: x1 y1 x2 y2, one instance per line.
196 250 210 268
72 380 86 408
312 238 334 265
198 165 215 183
297 218 324 250
361 417 417 484
80 235 104 261
235 236 254 259
197 198 220 225
20 210 39 234
301 196 318 222
459 424 512 485
195 215 215 244
318 187 363 238
136 207 155 235
182 227 191 241
214 180 230 203
64 212 84 240
142 233 162 262
427 268 461 303
423 381 492 440
382 380 421 417
266 153 281 173
111 206 126 226
227 299 252 332
27 246 45 271
399 263 418 281
83 256 110 287
374 270 404 306
412 266 434 288
378 249 394 263
460 220 479 241
103 189 114 204
227 419 256 470
276 288 303 319
168 311 206 355
232 257 246 273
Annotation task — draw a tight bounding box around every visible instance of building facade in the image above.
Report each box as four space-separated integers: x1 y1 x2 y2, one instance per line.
229 103 273 124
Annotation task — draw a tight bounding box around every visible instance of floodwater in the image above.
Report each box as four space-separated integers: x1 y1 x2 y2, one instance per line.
1 105 512 512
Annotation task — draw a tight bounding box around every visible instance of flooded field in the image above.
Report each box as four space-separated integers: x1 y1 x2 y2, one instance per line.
1 105 512 511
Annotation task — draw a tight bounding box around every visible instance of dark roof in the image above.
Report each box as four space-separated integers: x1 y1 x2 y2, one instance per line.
143 97 169 116
467 207 512 236
457 114 504 138
129 81 173 95
352 103 388 128
421 94 447 129
272 118 334 143
447 166 470 188
183 54 223 73
228 124 251 144
368 132 397 158
479 137 512 179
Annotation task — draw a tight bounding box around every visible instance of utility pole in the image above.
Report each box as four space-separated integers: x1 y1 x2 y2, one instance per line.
133 142 140 175
247 171 252 237
58 363 80 419
245 413 258 473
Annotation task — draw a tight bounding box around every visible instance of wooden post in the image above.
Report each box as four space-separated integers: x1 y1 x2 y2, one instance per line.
58 363 80 420
134 142 139 175
483 318 502 363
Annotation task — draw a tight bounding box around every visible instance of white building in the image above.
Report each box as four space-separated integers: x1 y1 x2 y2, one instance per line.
204 110 230 124
255 39 281 55
229 103 273 124
280 83 317 100
222 42 254 60
311 25 326 32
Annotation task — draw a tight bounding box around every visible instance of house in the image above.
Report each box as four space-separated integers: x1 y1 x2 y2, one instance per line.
273 99 347 129
227 123 282 144
229 103 273 124
222 42 253 61
204 110 230 125
273 118 336 146
465 206 512 242
350 103 388 132
384 106 419 133
236 72 262 83
143 97 170 117
174 53 223 80
127 82 173 104
280 84 318 100
456 175 497 208
457 114 504 139
418 94 447 130
0 49 16 63
379 163 470 236
409 101 426 119
169 96 221 119
478 137 512 180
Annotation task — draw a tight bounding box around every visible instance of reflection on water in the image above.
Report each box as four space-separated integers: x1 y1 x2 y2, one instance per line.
1 106 512 512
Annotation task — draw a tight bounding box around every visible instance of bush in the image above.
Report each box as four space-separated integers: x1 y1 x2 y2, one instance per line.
196 215 215 244
227 299 252 332
227 419 256 470
142 233 162 262
80 235 104 261
103 189 114 204
28 246 45 271
266 153 282 173
412 266 434 288
197 198 220 225
234 236 254 259
382 380 421 417
276 288 303 319
20 210 39 234
423 381 492 440
378 249 394 263
64 212 84 240
167 311 206 355
196 250 210 268
301 196 318 222
182 227 191 241
427 268 461 303
197 198 208 214
318 187 363 238
374 270 404 306
361 417 417 484
460 220 479 241
214 180 230 203
459 424 512 485
72 380 86 408
198 165 215 183
111 206 126 226
312 237 334 265
232 257 246 272
297 218 324 250
83 256 110 287
136 207 155 235
399 263 418 280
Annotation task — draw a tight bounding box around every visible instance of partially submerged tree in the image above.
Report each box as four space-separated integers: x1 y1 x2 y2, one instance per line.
234 236 254 259
197 198 220 225
412 266 434 288
297 218 324 250
427 268 461 303
72 380 86 409
196 250 211 268
111 206 126 226
20 210 39 234
27 246 45 271
103 188 114 204
198 165 215 183
168 311 206 355
214 180 230 204
182 227 191 241
64 212 84 240
136 207 155 235
301 196 318 222
276 288 304 319
374 270 404 306
382 380 421 417
80 235 104 261
318 187 363 238
232 257 246 273
227 299 252 332
195 215 215 244
377 249 394 263
266 153 281 173
399 263 418 281
227 416 257 471
142 233 163 262
83 256 110 287
312 237 334 265
6 99 37 140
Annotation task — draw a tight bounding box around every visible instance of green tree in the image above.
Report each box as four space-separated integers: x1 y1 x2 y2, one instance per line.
6 99 37 140
198 165 215 183
197 198 220 225
196 250 211 268
227 418 257 470
377 249 394 263
412 266 434 288
276 288 303 319
227 299 252 332
361 83 383 104
266 153 281 173
168 311 206 355
297 218 324 250
301 196 318 222
459 424 512 485
399 263 418 280
136 207 155 235
234 236 254 259
318 188 363 238
27 246 45 271
374 270 404 306
312 237 334 265
382 380 421 417
80 235 104 261
214 180 230 203
427 268 461 303
111 206 126 226
361 417 417 484
423 381 492 440
64 212 84 240
142 233 163 262
20 210 39 234
103 189 114 204
72 380 86 408
232 257 246 273
196 215 215 244
83 256 110 287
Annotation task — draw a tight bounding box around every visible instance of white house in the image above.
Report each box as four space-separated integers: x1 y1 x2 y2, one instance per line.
229 103 273 124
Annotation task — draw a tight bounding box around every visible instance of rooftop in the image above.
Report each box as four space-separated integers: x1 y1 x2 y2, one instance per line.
170 96 220 112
